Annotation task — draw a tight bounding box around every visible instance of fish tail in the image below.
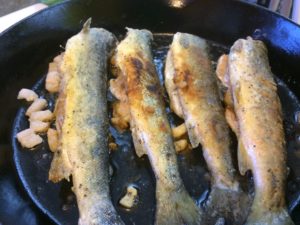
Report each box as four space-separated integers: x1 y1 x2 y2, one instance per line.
78 198 124 225
155 182 202 225
203 187 250 225
245 207 294 225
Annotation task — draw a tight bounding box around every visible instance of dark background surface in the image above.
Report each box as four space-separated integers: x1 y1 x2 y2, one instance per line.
1 0 300 224
0 0 272 17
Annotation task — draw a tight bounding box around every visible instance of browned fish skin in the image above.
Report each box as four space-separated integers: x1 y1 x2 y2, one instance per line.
112 28 202 225
228 37 294 225
165 33 251 224
165 33 239 190
50 20 124 225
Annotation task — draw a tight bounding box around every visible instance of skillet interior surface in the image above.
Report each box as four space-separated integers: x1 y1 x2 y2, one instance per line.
1 0 300 224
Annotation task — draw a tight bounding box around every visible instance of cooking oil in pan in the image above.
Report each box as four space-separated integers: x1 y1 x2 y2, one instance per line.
12 34 300 225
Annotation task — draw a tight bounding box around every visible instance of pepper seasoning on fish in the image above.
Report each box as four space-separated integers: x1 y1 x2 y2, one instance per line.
49 19 124 225
110 28 202 225
226 37 294 225
165 32 249 224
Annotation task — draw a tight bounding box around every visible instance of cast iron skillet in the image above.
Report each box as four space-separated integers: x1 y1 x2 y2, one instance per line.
2 0 300 224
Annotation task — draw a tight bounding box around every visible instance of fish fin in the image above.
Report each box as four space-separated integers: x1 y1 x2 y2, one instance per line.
204 187 251 225
155 183 202 225
216 54 229 88
225 107 239 135
78 198 125 225
48 151 72 182
245 207 294 225
131 126 147 157
81 18 91 34
238 140 250 175
185 120 201 148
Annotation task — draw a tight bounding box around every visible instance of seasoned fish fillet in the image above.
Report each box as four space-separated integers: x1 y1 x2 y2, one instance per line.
165 33 249 224
50 19 124 225
227 37 293 225
111 28 202 225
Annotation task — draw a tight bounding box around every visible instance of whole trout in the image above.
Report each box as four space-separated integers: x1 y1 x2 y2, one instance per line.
110 28 202 225
50 19 124 225
165 33 249 224
227 37 293 225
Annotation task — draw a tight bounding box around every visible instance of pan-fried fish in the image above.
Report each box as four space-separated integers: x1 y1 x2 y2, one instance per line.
49 19 124 225
48 54 72 182
226 37 294 225
165 32 249 224
110 28 202 225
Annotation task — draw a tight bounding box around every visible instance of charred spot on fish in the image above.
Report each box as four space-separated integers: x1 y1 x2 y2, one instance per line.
184 70 191 84
159 122 168 132
145 61 157 76
143 106 155 114
146 84 158 93
173 71 189 89
269 169 278 189
120 81 126 90
131 57 144 72
166 152 172 159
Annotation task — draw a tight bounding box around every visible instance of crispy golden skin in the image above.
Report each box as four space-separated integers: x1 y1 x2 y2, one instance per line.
111 28 202 225
165 33 239 190
227 37 293 225
165 33 251 224
49 20 124 225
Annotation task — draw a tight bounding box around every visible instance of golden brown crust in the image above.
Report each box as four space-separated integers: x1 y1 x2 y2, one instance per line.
166 33 238 190
228 38 290 221
113 29 202 225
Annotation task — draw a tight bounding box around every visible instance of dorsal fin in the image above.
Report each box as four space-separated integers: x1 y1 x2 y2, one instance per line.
82 18 92 34
238 139 250 175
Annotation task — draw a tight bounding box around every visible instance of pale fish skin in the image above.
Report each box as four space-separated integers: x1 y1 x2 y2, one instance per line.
52 19 124 225
228 37 294 225
165 32 249 224
111 28 202 225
